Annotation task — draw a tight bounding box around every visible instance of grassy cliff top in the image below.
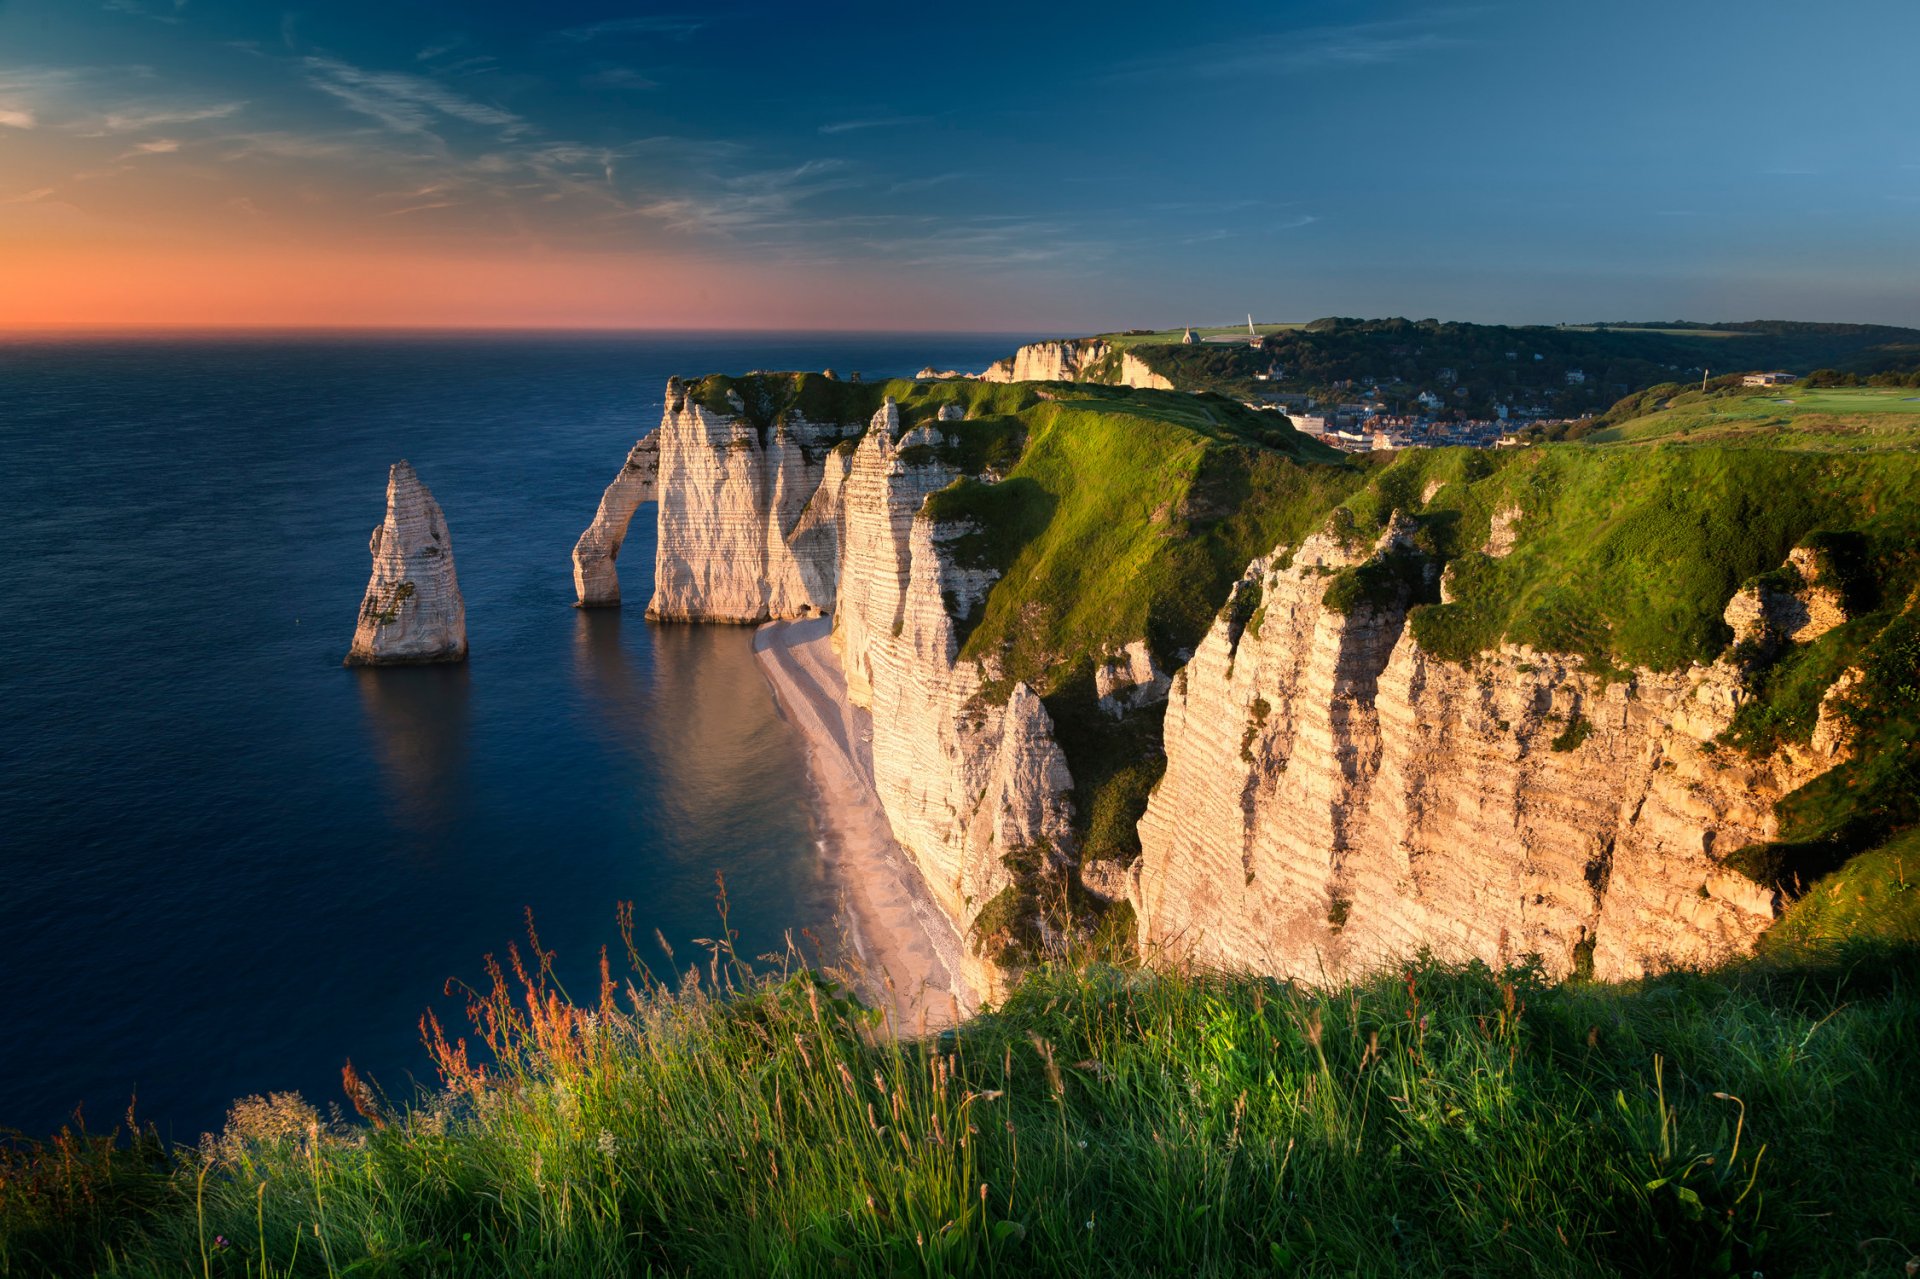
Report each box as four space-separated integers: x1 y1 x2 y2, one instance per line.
1588 385 1920 450
8 927 1915 1277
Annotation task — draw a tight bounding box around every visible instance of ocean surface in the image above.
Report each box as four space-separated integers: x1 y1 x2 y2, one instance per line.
0 330 1029 1142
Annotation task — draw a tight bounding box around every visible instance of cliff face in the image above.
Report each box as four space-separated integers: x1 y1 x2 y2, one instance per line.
979 340 1178 391
1130 522 1847 982
572 376 848 620
578 380 1076 995
982 339 1111 384
347 460 466 666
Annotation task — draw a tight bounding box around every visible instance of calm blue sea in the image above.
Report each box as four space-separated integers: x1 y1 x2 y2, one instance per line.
0 330 1029 1142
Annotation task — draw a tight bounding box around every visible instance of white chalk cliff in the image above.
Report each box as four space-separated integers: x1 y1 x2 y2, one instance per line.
578 377 1850 990
1129 523 1852 983
347 460 467 666
982 339 1173 390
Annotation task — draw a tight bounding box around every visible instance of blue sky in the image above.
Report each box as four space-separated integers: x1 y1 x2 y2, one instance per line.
3 0 1917 328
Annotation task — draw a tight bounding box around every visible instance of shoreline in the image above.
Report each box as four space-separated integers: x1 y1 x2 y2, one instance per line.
751 616 977 1034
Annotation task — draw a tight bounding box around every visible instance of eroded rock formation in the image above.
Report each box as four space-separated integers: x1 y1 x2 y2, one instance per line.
347 460 467 666
1129 520 1850 983
572 432 660 607
981 339 1175 390
982 339 1111 383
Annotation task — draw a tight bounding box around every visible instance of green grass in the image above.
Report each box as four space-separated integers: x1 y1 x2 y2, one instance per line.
6 914 1917 1278
1395 444 1920 671
1766 828 1920 950
907 384 1352 888
1589 386 1920 451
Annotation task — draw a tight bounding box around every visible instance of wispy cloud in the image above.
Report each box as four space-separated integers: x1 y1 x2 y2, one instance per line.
116 137 181 158
0 107 33 129
99 102 240 132
888 171 971 195
583 66 660 92
629 158 857 235
303 57 525 139
101 0 187 23
819 114 930 135
553 16 705 43
1107 14 1475 81
0 186 56 204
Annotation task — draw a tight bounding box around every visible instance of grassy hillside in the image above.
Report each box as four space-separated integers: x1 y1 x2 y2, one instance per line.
1588 385 1920 450
4 923 1915 1278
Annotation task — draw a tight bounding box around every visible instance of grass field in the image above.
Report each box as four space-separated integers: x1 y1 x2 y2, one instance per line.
3 917 1915 1278
1591 387 1920 450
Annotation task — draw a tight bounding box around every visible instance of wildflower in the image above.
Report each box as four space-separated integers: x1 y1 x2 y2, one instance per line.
213 1236 230 1251
1077 1139 1087 1149
1085 1218 1095 1231
596 1129 617 1157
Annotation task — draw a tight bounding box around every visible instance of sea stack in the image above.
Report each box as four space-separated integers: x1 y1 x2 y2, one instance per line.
346 460 467 665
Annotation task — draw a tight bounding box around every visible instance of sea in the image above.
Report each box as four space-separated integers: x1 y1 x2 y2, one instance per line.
0 330 1030 1142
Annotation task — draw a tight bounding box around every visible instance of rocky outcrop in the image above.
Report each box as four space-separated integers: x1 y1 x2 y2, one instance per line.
1724 546 1848 649
980 339 1176 391
571 377 856 619
829 418 1076 995
572 432 661 607
1130 518 1851 984
983 339 1112 384
1095 640 1171 716
1119 352 1175 391
347 461 467 666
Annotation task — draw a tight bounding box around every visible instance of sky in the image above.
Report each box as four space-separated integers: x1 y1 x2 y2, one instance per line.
1 0 1917 331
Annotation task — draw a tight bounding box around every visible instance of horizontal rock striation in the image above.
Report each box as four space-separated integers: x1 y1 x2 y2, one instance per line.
982 339 1111 384
347 460 467 666
982 339 1176 390
1131 520 1849 983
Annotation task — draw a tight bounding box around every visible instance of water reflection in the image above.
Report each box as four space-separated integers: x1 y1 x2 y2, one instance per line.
571 608 650 752
647 622 805 859
352 664 472 831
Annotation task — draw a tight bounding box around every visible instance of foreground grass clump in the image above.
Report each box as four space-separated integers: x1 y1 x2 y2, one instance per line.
5 925 1917 1278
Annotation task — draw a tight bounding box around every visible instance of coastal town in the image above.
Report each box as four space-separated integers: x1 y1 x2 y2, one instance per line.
1104 319 1814 452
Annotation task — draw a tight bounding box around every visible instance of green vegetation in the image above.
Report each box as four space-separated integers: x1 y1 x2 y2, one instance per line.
12 356 1920 1274
1766 827 1920 950
1550 714 1593 752
1586 385 1920 451
6 911 1916 1278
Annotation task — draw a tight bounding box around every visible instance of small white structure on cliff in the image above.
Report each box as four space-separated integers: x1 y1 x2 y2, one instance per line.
346 460 467 665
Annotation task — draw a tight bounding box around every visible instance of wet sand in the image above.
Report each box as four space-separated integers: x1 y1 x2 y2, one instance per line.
752 616 976 1034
